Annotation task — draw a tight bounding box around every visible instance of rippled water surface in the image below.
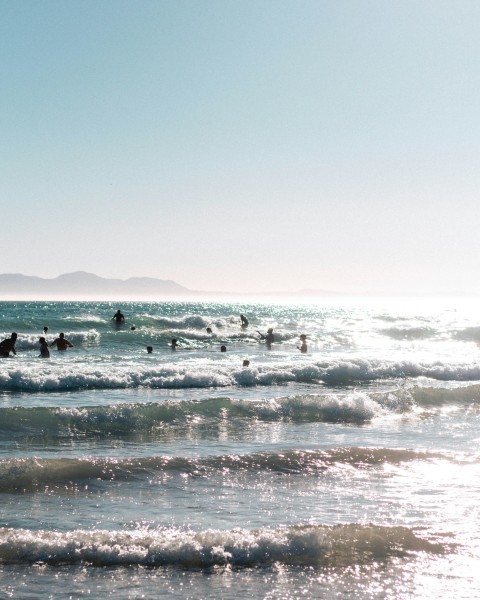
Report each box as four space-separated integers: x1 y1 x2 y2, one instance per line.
0 298 479 598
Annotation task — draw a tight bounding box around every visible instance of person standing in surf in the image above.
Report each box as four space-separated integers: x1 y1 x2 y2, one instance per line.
298 334 307 353
0 332 17 357
39 337 50 358
50 332 73 351
258 328 274 349
113 309 125 324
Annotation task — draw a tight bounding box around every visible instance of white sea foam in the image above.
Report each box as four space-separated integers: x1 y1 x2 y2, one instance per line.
0 524 445 567
1 356 480 393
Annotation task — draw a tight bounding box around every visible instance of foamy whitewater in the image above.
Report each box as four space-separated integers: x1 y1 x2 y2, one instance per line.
0 298 479 598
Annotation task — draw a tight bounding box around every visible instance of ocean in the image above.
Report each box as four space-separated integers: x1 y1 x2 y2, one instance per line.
0 297 479 599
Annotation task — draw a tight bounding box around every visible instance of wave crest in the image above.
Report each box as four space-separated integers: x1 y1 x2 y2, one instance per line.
0 392 404 441
0 524 446 567
0 447 439 492
3 357 480 393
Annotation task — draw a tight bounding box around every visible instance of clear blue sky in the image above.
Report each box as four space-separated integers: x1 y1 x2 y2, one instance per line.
2 0 480 294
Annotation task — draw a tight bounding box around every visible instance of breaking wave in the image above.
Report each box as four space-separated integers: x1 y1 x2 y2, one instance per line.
2 357 480 393
0 524 446 568
0 391 409 440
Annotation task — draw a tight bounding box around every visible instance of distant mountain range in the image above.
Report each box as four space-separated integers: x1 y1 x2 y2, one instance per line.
0 271 349 300
0 271 193 300
2 271 464 300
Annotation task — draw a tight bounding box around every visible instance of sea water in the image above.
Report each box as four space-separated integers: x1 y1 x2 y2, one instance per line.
0 298 479 599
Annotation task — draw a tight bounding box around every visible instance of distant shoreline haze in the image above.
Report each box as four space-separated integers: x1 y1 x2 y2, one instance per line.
0 272 475 300
0 271 341 300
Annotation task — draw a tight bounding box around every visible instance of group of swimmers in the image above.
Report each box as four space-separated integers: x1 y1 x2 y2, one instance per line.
0 311 308 359
0 330 73 358
134 309 310 357
152 314 308 356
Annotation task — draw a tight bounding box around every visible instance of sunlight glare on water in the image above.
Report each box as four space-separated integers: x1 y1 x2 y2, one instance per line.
1 298 480 598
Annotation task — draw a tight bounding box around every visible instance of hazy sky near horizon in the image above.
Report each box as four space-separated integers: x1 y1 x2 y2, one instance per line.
2 0 480 294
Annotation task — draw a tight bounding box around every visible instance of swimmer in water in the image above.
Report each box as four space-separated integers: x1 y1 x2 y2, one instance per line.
0 332 17 357
112 309 125 324
39 337 50 358
298 334 307 353
258 328 274 349
50 333 73 351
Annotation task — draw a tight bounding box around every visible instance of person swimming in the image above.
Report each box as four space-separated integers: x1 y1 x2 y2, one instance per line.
113 309 125 324
258 328 274 349
220 345 227 352
299 334 307 353
39 337 50 358
240 314 249 329
0 332 17 357
171 339 179 351
146 346 153 354
50 332 73 351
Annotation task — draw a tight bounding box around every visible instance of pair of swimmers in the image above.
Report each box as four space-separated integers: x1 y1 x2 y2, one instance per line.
259 330 308 352
40 333 73 357
209 325 308 353
205 315 248 334
169 339 228 352
149 343 250 366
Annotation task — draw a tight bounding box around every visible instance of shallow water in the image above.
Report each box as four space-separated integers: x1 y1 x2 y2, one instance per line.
0 298 479 598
